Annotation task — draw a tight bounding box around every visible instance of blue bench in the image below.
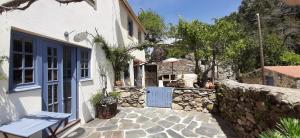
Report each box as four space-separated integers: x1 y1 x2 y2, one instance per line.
0 111 71 138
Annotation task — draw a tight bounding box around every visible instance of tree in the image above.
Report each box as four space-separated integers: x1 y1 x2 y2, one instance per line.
176 18 210 85
138 10 165 43
138 10 166 62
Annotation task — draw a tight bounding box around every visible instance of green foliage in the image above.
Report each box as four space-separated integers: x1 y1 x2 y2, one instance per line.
90 92 104 106
0 56 8 80
260 118 300 138
138 10 165 43
280 51 300 65
108 91 120 99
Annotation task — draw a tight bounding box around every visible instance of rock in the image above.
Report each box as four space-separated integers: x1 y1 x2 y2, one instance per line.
190 101 196 106
146 126 165 134
167 129 185 138
172 103 183 110
121 92 131 98
256 101 266 111
184 106 192 111
206 104 214 112
245 112 256 124
194 98 202 102
125 130 146 138
173 96 182 102
121 103 130 107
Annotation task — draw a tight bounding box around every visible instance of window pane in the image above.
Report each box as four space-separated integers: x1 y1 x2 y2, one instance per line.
48 105 53 112
54 85 58 103
81 69 85 78
48 70 52 81
54 104 58 112
48 57 52 68
13 54 23 68
53 49 57 57
24 41 33 53
13 70 22 84
13 40 23 52
53 70 58 80
53 58 57 68
25 69 33 83
81 62 84 68
47 48 52 56
48 85 52 104
85 69 88 77
25 55 33 67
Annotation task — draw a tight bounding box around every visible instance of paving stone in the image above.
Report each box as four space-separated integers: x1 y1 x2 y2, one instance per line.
186 121 198 130
119 122 140 130
136 116 150 123
126 113 139 118
149 132 168 138
114 112 127 119
195 126 220 137
166 116 181 123
157 120 175 128
172 124 186 131
182 116 194 124
83 119 106 128
102 131 124 138
146 125 165 134
125 130 146 138
182 128 198 137
141 121 156 129
86 132 101 138
151 117 160 122
96 124 118 131
120 119 133 123
64 127 94 138
166 129 185 138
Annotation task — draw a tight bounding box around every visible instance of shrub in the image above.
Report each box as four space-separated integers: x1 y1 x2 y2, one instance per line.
260 118 300 138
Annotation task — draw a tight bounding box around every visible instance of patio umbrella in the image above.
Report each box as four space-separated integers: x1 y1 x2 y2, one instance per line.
163 58 180 75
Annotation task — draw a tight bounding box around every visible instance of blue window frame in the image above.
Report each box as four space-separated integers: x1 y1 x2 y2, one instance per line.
9 32 41 92
79 49 91 79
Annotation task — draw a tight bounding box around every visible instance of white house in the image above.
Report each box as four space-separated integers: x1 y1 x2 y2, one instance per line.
0 0 145 137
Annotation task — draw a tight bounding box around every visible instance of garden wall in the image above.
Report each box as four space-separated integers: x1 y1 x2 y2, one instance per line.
217 80 300 137
172 88 217 112
115 87 145 108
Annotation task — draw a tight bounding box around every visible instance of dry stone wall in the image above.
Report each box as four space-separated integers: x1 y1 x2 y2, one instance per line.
217 80 300 137
172 88 217 113
115 87 145 108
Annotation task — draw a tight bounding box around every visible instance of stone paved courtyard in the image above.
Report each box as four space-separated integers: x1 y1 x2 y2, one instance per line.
64 107 236 138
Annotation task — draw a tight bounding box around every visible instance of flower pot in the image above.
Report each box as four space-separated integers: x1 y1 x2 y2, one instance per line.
95 102 118 119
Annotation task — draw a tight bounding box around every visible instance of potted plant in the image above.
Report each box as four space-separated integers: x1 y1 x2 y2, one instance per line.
90 91 120 119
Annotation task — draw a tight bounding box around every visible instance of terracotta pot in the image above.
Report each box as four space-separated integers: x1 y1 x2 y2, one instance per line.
95 103 118 119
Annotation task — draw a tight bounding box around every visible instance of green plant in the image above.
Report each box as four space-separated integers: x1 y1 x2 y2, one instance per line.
109 91 120 99
90 92 104 106
260 118 300 138
0 56 8 80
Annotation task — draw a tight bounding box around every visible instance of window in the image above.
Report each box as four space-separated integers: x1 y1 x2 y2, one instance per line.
11 38 35 86
138 30 142 43
80 49 91 79
128 17 134 37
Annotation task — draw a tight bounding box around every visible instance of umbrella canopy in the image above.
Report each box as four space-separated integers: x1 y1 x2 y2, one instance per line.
163 58 180 63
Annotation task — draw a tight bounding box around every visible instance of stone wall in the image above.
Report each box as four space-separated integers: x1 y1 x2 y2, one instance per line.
172 88 217 113
115 87 145 108
217 80 300 137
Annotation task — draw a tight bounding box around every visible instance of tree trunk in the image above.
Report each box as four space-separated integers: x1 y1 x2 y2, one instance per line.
212 45 216 83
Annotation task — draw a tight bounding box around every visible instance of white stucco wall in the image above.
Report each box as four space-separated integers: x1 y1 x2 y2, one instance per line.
0 0 145 130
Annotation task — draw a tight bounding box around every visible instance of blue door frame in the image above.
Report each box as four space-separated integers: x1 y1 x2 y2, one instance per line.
42 40 78 120
146 87 173 108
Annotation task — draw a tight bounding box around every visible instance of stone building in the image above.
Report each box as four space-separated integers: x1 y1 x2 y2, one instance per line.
241 66 300 89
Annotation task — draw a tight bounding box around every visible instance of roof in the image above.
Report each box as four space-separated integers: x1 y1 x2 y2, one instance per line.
265 66 300 79
120 0 146 33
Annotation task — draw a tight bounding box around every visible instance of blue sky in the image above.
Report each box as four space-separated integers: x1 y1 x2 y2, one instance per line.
128 0 242 24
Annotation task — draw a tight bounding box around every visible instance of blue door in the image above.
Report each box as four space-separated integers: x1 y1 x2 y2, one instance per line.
42 42 77 120
146 87 173 108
